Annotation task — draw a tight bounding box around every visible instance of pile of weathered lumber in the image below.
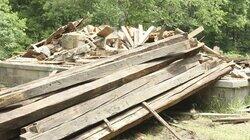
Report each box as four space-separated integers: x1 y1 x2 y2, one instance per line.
0 26 233 140
8 19 176 65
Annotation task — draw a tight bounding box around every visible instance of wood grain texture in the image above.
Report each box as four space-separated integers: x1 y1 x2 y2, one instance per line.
21 55 200 139
0 35 186 108
28 64 205 140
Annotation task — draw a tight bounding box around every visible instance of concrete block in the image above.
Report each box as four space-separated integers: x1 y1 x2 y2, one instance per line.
215 78 249 88
0 62 68 87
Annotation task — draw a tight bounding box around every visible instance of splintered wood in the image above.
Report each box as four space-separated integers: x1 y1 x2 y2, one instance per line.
11 20 176 65
0 25 234 140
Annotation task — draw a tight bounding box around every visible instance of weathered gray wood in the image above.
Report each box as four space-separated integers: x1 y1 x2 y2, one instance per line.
188 26 204 39
2 34 185 96
21 55 200 136
121 26 134 47
0 54 184 132
0 34 184 96
73 62 233 140
212 116 250 123
0 35 187 108
142 102 182 140
139 26 155 45
138 25 144 43
103 118 115 132
29 64 205 139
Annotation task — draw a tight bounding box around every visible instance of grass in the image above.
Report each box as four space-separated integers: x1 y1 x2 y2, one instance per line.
113 93 250 140
200 96 248 113
176 117 250 140
113 114 250 140
224 51 250 60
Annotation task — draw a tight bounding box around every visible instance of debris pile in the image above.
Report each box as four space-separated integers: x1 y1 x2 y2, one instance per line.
0 22 235 140
8 19 176 65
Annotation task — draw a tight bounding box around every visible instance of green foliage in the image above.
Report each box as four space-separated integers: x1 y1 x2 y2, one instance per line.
5 0 250 56
0 0 29 59
220 0 250 52
43 0 96 27
92 0 124 26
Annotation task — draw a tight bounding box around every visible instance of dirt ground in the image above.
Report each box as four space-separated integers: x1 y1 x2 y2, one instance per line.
113 112 250 140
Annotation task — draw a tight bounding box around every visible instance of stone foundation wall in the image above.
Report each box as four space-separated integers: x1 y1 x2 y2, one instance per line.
0 62 68 87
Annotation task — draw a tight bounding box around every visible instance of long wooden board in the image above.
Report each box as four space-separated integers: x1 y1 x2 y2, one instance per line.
73 63 233 140
4 34 187 95
29 64 206 139
0 34 185 96
22 55 200 136
0 52 187 132
0 35 187 108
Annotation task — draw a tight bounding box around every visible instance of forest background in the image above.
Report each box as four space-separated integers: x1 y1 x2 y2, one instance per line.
0 0 249 59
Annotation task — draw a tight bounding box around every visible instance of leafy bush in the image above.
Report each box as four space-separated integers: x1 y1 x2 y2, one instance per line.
7 0 250 55
0 0 30 59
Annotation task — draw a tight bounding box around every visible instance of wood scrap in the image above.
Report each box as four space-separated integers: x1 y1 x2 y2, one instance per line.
103 118 115 132
49 70 58 77
213 116 250 123
142 102 182 140
97 26 114 37
170 112 242 118
188 26 204 39
139 26 155 45
121 26 134 47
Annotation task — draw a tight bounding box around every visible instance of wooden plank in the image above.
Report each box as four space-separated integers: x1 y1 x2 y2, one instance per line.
142 102 182 140
188 26 204 39
138 24 144 43
134 29 139 47
121 26 134 47
44 19 83 45
97 26 114 37
139 26 155 45
202 45 228 61
103 118 115 132
212 116 250 123
28 64 205 139
0 38 189 108
0 52 190 132
49 70 58 77
175 28 185 34
21 55 200 137
72 62 233 140
170 112 241 117
0 34 184 95
0 35 186 107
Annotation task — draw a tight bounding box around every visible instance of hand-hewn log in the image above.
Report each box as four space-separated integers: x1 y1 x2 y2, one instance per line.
27 63 206 140
21 55 200 137
0 34 184 95
0 35 186 108
0 49 193 132
72 62 233 140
